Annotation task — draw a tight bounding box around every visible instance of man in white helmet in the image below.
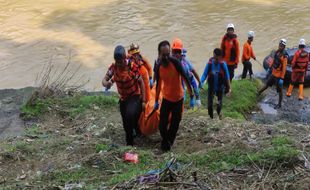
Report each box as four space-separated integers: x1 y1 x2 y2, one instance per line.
221 23 240 82
286 38 309 100
259 39 288 109
242 31 256 79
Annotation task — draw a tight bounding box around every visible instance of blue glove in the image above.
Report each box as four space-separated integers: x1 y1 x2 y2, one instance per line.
199 82 203 89
154 101 159 110
278 79 283 86
190 96 195 108
267 68 272 75
149 78 153 88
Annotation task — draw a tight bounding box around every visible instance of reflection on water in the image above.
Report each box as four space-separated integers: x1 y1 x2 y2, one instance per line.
0 0 309 93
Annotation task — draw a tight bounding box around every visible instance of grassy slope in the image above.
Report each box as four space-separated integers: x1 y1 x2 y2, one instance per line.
1 79 309 189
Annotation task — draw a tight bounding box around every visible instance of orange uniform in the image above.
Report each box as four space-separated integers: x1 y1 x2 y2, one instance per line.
291 49 309 83
157 61 184 102
221 34 240 65
271 52 288 79
129 55 152 102
242 41 256 62
156 57 193 103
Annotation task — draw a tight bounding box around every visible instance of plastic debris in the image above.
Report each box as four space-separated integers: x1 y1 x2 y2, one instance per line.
124 153 138 164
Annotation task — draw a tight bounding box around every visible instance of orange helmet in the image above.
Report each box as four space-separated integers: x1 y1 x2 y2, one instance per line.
172 38 183 50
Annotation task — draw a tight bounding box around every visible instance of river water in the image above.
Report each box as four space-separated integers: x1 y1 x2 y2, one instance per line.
0 0 309 94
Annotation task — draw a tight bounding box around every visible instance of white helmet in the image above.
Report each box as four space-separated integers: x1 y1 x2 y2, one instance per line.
299 38 306 46
248 31 255 38
227 23 235 29
279 39 287 46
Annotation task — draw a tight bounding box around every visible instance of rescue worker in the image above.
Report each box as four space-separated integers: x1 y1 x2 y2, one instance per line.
154 40 194 151
102 45 146 146
221 23 240 82
171 38 202 107
258 39 288 109
287 39 309 100
242 31 256 79
128 43 153 102
201 48 231 119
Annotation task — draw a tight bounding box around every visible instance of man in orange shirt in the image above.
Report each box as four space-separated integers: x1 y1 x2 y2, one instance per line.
242 31 256 79
286 39 309 100
154 40 194 151
128 43 153 102
102 45 146 146
259 39 288 109
221 23 240 81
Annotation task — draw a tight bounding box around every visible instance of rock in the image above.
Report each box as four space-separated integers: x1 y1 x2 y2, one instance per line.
64 182 85 190
19 174 27 180
267 128 272 135
250 134 256 139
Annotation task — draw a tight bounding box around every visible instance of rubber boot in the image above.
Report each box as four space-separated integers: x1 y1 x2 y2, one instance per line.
275 88 283 109
286 84 294 97
298 84 304 101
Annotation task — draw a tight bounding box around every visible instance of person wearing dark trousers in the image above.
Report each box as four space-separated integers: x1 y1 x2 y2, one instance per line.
258 39 288 109
242 31 256 79
201 48 231 119
102 45 146 146
221 23 240 82
154 40 194 152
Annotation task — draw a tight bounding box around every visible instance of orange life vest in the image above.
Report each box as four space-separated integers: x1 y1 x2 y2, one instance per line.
294 50 309 72
113 66 140 101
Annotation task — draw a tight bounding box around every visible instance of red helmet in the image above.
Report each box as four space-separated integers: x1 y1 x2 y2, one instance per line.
172 38 183 50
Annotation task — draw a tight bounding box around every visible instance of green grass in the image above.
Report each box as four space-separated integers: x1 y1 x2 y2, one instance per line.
222 80 260 119
20 94 119 119
41 167 102 185
176 135 298 172
197 79 261 119
20 99 51 119
60 95 118 118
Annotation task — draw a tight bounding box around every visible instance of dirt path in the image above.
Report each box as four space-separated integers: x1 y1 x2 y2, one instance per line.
0 87 33 139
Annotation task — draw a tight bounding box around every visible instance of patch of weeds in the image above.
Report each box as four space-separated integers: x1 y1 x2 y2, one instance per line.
186 79 260 119
95 143 109 153
222 79 260 120
272 136 294 146
41 167 101 185
59 95 118 118
43 137 72 154
182 137 299 173
14 141 36 155
25 124 41 136
20 99 51 119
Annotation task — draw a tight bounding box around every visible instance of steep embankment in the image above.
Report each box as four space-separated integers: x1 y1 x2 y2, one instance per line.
0 87 33 139
0 80 309 189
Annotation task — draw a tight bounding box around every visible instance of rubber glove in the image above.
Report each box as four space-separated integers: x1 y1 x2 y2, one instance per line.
267 68 272 75
190 96 195 108
196 99 201 108
199 82 203 89
278 79 284 86
154 101 159 110
149 78 153 88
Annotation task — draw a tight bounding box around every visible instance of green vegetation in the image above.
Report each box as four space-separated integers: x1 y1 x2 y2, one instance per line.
197 79 261 119
20 99 51 119
176 135 298 172
222 79 261 119
60 95 118 118
20 94 118 119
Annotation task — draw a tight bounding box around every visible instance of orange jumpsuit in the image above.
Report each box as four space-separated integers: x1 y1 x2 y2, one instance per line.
291 49 309 83
129 55 153 102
